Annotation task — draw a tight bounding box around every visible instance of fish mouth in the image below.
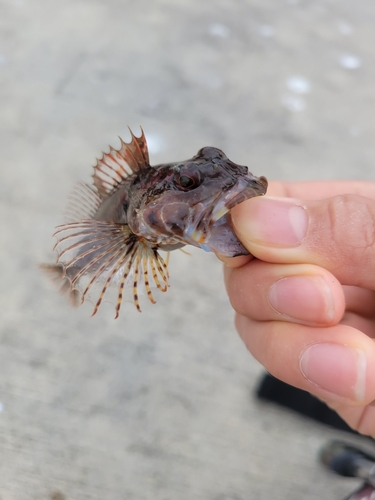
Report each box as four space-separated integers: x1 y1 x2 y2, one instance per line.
188 174 268 256
210 174 268 223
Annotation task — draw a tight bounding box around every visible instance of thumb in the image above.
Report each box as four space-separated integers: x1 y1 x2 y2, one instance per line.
231 194 375 289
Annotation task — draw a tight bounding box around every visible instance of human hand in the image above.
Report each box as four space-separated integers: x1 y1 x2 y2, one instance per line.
223 181 375 437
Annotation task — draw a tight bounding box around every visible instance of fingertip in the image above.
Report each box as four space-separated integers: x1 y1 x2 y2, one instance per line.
233 196 307 249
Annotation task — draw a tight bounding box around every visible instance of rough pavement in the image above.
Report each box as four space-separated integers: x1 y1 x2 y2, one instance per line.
1 1 375 499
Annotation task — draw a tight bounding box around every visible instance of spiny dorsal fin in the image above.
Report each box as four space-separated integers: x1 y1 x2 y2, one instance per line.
93 127 149 198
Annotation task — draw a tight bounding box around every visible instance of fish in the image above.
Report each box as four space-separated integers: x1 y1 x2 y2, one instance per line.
44 127 267 317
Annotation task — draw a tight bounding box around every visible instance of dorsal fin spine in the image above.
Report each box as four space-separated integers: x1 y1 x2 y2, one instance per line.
93 127 150 197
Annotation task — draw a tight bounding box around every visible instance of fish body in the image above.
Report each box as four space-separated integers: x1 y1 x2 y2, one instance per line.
48 128 267 317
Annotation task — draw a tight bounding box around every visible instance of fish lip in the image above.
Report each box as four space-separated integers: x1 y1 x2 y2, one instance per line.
186 174 267 248
210 174 268 223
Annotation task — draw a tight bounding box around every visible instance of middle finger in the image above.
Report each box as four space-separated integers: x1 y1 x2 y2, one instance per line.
224 260 345 327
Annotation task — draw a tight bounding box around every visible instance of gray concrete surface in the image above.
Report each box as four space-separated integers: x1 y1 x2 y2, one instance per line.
1 0 375 499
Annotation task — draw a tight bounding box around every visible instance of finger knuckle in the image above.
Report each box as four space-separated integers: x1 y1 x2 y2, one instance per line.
326 194 375 267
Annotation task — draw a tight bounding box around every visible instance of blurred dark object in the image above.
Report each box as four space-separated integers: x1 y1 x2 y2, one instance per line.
256 373 356 433
320 441 375 500
321 441 375 484
256 374 375 499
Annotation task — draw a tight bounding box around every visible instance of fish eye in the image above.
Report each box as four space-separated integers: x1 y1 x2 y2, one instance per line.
175 164 202 191
179 175 195 188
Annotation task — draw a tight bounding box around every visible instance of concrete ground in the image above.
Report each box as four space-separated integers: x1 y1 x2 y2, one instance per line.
1 0 375 499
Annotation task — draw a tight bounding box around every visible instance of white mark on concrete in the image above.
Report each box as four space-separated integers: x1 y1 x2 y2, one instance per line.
0 55 6 66
287 0 300 5
339 54 362 70
145 133 165 155
258 25 275 38
281 94 306 113
0 402 4 413
208 23 231 38
286 75 312 94
338 21 353 36
349 126 361 138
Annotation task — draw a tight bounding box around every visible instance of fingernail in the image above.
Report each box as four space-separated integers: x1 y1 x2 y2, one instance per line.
233 197 307 247
300 343 367 402
268 276 335 324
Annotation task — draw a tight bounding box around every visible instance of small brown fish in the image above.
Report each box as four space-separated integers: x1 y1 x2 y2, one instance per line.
45 128 267 317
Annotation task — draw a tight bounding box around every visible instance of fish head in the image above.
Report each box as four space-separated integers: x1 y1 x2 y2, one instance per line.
127 146 268 257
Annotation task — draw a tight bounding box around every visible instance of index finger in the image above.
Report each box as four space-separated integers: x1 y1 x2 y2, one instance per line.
219 181 375 268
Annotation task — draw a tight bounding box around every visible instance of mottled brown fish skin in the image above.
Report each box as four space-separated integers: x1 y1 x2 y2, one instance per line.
96 145 268 255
